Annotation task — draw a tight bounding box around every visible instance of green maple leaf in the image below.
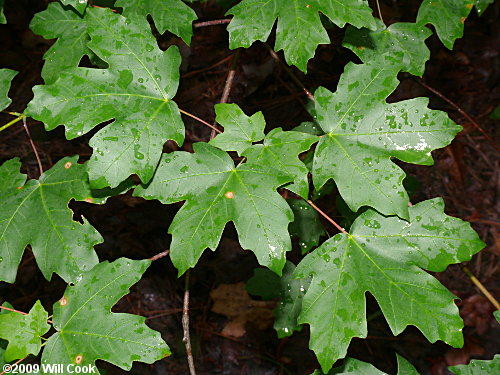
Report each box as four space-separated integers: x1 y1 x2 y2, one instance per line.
209 103 266 155
288 199 325 253
226 0 376 72
42 258 170 372
0 157 102 284
0 301 50 362
134 142 293 275
312 355 419 374
343 20 432 76
475 0 495 15
30 2 92 84
294 198 485 372
116 0 197 44
0 69 17 110
210 104 317 197
27 7 184 189
312 56 461 219
242 128 318 198
449 355 500 375
61 0 87 15
417 0 474 49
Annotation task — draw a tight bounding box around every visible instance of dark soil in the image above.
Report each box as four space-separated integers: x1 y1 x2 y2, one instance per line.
0 1 498 374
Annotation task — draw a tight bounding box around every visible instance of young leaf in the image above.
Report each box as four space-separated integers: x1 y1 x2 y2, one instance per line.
288 199 325 253
475 0 495 15
247 262 310 338
312 56 461 219
0 301 50 362
417 0 474 49
27 7 184 189
116 0 197 44
30 2 92 84
226 0 376 72
209 103 266 155
61 0 87 15
312 354 419 374
0 69 17 110
449 355 500 375
343 20 432 76
273 261 310 338
134 142 293 275
0 157 102 284
42 258 170 371
242 128 318 198
294 198 485 372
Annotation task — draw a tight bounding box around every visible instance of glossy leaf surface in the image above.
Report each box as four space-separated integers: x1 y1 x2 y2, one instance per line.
343 20 432 76
312 56 461 219
0 69 17 110
0 157 102 283
116 0 197 43
449 355 500 375
417 0 474 49
27 7 184 189
42 258 170 371
246 261 311 338
61 0 87 15
288 199 325 253
209 103 266 155
273 261 310 338
242 128 318 198
0 301 50 362
475 0 495 15
295 199 485 372
226 0 376 71
30 2 91 84
134 142 293 275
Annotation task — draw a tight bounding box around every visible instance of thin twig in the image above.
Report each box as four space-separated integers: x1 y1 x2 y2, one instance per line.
0 113 25 132
264 43 315 101
375 0 385 24
211 50 241 139
22 116 43 176
0 305 53 324
194 18 232 28
179 108 222 134
414 78 499 152
182 271 196 375
306 200 348 234
182 54 233 79
460 265 500 310
0 305 28 315
0 356 29 375
149 250 170 261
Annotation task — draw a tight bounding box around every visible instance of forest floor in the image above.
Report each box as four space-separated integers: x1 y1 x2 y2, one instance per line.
0 1 498 374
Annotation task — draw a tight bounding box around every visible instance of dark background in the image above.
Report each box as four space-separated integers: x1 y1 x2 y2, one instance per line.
0 0 498 374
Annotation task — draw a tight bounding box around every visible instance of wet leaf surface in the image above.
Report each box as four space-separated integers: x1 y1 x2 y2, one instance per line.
27 8 184 189
295 199 485 372
312 56 461 219
134 142 294 275
0 301 50 362
0 157 102 283
42 258 170 371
